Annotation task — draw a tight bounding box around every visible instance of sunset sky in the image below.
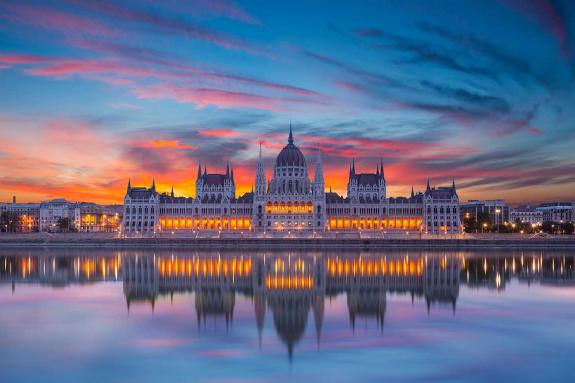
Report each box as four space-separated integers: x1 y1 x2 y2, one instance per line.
1 0 574 206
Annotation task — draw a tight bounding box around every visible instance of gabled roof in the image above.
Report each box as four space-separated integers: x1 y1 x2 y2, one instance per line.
203 174 229 186
425 186 457 199
127 187 156 199
350 173 382 186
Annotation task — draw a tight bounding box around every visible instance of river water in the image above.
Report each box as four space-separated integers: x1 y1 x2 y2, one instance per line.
1 249 574 382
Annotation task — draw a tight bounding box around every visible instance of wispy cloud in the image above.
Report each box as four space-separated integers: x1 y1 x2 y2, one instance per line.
0 2 120 37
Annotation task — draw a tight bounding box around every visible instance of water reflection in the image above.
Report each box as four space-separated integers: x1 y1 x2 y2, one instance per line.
1 250 574 359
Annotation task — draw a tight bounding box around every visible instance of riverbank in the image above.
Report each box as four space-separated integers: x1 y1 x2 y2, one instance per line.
1 232 574 249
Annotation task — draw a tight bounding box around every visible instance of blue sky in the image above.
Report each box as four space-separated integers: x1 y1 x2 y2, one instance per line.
0 0 574 204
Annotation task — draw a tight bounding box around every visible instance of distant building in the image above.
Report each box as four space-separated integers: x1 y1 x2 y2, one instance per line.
2 200 40 232
536 202 573 223
78 203 123 232
510 205 543 224
39 199 79 232
123 126 461 235
460 199 509 225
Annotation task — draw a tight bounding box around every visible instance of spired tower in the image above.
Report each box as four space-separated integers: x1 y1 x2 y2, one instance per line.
258 124 324 232
254 143 267 230
313 150 326 230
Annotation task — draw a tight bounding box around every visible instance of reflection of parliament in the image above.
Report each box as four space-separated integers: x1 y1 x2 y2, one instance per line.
3 252 573 358
123 126 460 234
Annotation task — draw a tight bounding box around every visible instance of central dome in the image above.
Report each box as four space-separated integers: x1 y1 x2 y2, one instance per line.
276 126 306 167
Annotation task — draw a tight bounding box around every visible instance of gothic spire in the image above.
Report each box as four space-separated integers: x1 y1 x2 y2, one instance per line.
351 158 355 174
426 178 431 191
452 178 456 189
197 162 202 179
151 178 156 192
314 149 324 195
231 167 234 183
411 185 414 198
171 186 174 198
127 178 131 193
203 165 207 176
288 122 294 144
226 161 230 177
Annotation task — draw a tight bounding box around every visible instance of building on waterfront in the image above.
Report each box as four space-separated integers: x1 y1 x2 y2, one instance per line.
123 127 461 235
510 205 543 224
536 202 573 223
460 199 509 226
77 203 123 232
0 198 40 232
1 197 122 233
39 199 79 232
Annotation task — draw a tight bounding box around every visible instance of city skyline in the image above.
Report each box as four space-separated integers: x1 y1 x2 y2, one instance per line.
1 1 575 205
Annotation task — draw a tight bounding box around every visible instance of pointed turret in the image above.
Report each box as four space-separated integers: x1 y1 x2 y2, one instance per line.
231 167 235 184
411 186 415 198
255 142 266 198
426 178 431 191
313 149 324 197
380 161 384 179
171 186 174 198
197 163 202 180
226 161 230 178
151 178 156 192
126 178 131 194
351 158 356 174
452 178 456 189
203 165 207 177
288 122 294 145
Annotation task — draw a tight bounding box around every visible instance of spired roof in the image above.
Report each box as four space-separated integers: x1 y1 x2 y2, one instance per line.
276 124 306 168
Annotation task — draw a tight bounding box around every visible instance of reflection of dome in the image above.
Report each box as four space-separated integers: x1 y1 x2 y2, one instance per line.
275 126 306 168
268 293 311 360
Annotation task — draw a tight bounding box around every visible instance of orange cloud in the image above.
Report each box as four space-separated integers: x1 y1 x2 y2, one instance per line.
142 140 196 149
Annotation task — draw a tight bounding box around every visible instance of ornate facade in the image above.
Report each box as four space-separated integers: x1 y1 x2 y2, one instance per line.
122 126 460 235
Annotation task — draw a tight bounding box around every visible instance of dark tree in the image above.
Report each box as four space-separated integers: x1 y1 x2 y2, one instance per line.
56 217 71 232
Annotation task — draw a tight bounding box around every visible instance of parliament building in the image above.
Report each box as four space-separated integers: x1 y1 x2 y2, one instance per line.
122 126 460 235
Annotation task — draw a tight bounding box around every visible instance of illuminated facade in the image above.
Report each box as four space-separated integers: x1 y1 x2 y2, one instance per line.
123 126 460 234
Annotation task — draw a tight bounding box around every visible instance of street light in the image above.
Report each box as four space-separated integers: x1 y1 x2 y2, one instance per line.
495 208 501 233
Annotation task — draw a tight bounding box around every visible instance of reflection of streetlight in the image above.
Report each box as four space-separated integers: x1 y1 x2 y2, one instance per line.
495 208 501 233
482 222 487 233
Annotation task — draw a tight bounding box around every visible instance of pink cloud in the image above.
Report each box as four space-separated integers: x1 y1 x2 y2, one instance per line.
0 3 120 37
131 84 296 110
0 54 55 65
70 1 264 55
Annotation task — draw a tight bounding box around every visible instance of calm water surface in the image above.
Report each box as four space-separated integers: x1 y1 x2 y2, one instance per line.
1 249 574 383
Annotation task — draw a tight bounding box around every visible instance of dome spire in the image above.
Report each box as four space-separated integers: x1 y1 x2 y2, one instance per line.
288 122 294 144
